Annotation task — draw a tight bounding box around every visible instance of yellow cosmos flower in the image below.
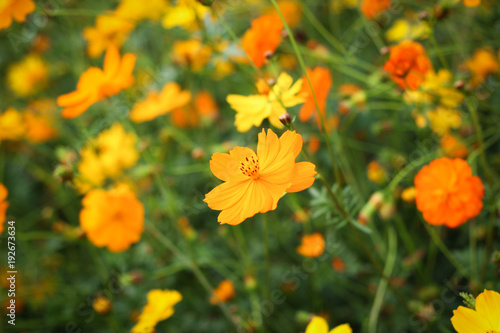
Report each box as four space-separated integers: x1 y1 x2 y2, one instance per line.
204 129 317 225
421 70 464 108
451 289 500 333
172 39 212 72
83 14 135 58
426 107 462 136
80 184 144 252
0 0 35 30
115 0 168 22
386 19 429 42
162 0 208 30
305 316 352 333
7 54 48 97
129 82 192 122
0 108 25 143
227 73 305 132
132 289 182 333
74 123 139 193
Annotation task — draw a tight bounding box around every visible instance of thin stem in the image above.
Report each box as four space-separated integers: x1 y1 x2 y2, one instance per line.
467 101 494 182
428 30 449 70
261 214 271 301
470 220 478 284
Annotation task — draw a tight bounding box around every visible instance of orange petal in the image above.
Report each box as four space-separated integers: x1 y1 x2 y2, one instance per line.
57 90 89 107
287 162 317 193
209 153 236 182
103 45 121 77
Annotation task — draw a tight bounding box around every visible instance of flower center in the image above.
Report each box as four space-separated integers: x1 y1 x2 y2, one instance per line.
240 155 260 180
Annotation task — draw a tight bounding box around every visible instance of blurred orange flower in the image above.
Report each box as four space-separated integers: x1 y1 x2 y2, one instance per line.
458 0 481 7
132 289 182 333
172 39 212 72
129 83 192 123
241 15 284 68
299 67 333 126
0 0 35 30
367 161 388 184
204 129 317 225
171 91 219 128
465 48 499 87
80 184 144 252
57 46 136 119
332 257 346 272
440 134 468 159
384 40 432 90
24 99 58 143
83 14 135 58
266 0 302 28
297 233 325 258
210 280 235 305
415 157 484 228
0 184 9 234
360 0 391 19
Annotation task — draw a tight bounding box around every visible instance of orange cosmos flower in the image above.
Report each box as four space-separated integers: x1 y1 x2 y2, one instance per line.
241 15 284 68
414 157 484 228
24 99 58 143
465 48 499 88
0 0 35 30
57 46 136 119
299 67 333 126
204 129 317 225
129 83 191 123
360 0 391 19
210 280 235 305
83 14 135 58
266 0 303 28
0 184 9 234
80 184 144 252
384 40 433 90
296 233 325 258
170 91 219 128
440 134 468 159
458 0 481 7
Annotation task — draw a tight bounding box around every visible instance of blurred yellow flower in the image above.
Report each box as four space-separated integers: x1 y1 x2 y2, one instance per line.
451 289 500 332
457 0 481 7
132 289 182 333
367 161 388 184
0 184 9 234
386 19 429 42
24 99 58 143
227 72 304 132
401 187 417 203
297 233 325 258
421 70 464 108
75 123 139 193
57 46 136 118
0 0 35 30
162 0 208 30
129 82 192 122
7 54 48 97
116 0 168 21
305 316 352 333
0 108 25 143
83 14 135 58
210 280 235 305
426 107 462 136
465 48 499 87
331 0 358 13
93 296 112 315
172 39 212 72
80 184 144 252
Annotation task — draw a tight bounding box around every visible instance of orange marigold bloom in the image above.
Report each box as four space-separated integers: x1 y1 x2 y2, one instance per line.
57 46 136 119
300 67 333 126
360 0 391 19
241 15 284 68
204 129 317 225
0 184 9 234
297 233 325 258
80 184 144 252
0 0 35 30
415 157 484 228
210 280 235 305
384 40 433 90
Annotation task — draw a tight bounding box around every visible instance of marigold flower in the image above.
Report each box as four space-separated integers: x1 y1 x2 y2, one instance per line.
241 15 284 68
299 67 333 126
0 184 9 234
57 46 136 119
305 316 352 333
465 48 499 88
80 184 144 252
384 40 433 90
0 108 25 143
83 14 135 58
0 0 35 30
204 129 316 225
210 280 235 305
7 54 48 97
74 123 139 193
129 83 192 122
227 72 304 132
451 289 500 332
132 289 182 333
172 39 212 72
297 233 325 258
360 0 391 19
415 157 484 228
24 99 58 143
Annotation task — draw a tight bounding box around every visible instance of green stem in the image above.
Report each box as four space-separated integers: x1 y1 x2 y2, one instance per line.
470 220 478 284
261 214 271 301
467 101 494 182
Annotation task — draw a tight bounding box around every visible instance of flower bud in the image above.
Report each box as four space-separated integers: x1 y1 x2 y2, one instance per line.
279 113 292 126
93 296 112 315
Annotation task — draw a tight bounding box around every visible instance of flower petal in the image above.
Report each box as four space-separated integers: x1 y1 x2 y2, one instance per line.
474 289 500 330
329 324 352 333
451 306 491 333
287 162 317 193
305 316 329 333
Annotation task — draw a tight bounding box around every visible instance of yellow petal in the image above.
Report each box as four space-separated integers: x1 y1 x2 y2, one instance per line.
451 306 491 333
305 316 329 333
474 289 500 329
329 323 352 333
